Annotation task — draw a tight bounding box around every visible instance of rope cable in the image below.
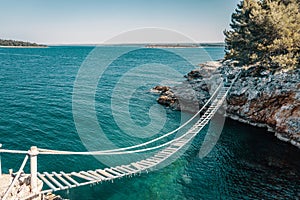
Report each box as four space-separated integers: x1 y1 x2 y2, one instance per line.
38 81 224 155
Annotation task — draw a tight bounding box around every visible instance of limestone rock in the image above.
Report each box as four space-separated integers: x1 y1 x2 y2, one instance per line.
154 60 300 148
0 174 43 200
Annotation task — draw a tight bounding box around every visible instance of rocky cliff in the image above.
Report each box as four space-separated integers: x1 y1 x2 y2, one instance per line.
153 61 300 148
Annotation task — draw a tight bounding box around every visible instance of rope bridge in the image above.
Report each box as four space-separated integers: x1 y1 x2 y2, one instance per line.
0 72 240 200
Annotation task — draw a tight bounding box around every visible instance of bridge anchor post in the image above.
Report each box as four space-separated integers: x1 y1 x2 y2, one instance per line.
0 144 2 176
29 146 39 198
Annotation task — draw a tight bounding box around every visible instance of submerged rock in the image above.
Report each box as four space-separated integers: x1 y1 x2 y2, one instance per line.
154 61 300 148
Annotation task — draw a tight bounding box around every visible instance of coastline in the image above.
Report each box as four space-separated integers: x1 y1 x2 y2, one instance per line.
154 61 300 148
0 45 48 48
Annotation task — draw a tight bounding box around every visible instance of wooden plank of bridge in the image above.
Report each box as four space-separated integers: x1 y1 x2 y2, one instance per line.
44 172 65 190
163 148 176 153
130 163 144 170
88 170 107 180
171 141 185 147
139 160 155 166
111 167 129 175
145 158 160 164
136 161 150 168
105 168 123 177
38 173 58 191
80 171 100 181
115 166 134 174
60 172 80 186
71 172 95 181
154 152 170 158
96 170 115 178
122 165 138 173
52 172 73 188
154 154 167 159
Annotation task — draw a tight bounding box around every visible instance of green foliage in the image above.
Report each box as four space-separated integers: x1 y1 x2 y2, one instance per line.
0 39 46 47
225 0 300 70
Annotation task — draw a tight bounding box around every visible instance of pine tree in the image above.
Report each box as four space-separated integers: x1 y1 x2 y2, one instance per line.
225 0 300 70
266 0 300 70
224 0 261 66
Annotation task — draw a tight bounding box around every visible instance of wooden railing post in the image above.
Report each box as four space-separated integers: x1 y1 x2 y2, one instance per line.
29 146 39 194
0 143 2 176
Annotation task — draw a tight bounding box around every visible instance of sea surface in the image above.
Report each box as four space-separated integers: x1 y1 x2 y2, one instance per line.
0 46 299 200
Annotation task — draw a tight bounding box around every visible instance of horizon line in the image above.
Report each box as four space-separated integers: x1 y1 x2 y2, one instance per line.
46 41 225 46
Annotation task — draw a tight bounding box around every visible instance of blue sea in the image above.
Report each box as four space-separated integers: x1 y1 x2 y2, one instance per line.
0 46 299 199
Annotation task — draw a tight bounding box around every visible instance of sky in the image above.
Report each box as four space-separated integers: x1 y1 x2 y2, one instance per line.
0 0 240 44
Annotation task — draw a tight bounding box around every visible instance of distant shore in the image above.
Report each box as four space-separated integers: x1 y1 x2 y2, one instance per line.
145 44 198 48
145 43 225 48
0 39 47 48
0 45 48 48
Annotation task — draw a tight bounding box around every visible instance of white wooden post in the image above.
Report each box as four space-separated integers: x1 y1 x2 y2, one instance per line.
29 146 39 194
0 143 2 176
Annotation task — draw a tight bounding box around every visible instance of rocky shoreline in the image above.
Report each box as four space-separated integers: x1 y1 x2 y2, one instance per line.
153 61 300 148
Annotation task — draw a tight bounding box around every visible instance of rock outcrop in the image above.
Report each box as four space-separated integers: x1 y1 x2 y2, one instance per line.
0 173 43 200
153 61 300 148
154 62 232 113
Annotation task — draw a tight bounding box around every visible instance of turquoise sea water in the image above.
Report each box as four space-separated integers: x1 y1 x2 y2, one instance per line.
0 46 299 199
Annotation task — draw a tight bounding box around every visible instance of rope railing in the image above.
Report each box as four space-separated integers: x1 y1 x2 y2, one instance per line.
38 76 238 156
37 81 223 155
0 82 222 157
0 71 241 157
0 149 29 154
0 91 222 157
36 69 241 155
36 103 218 155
